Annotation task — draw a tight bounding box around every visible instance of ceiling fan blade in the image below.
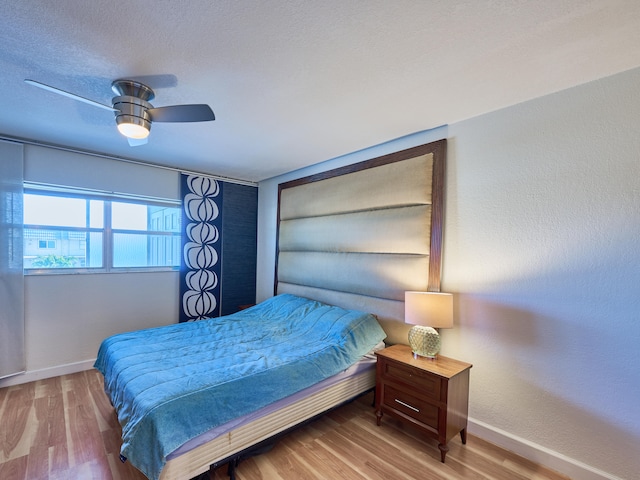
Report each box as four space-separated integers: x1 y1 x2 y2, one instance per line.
24 79 117 112
148 104 215 123
127 136 148 147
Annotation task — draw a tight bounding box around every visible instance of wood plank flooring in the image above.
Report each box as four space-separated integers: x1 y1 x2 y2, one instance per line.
0 369 571 480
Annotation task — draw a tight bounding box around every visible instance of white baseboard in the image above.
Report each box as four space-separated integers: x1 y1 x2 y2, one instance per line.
0 359 96 388
468 417 624 480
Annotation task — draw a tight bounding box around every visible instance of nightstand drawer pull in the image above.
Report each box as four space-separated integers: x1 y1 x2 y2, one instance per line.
394 399 419 412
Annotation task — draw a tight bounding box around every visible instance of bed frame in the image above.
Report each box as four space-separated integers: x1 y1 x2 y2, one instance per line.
160 365 375 479
159 139 447 480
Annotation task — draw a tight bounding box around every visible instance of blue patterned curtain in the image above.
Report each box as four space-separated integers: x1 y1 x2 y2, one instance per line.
179 174 223 322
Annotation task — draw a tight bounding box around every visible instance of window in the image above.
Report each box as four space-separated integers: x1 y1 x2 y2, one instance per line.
38 240 56 249
24 186 181 273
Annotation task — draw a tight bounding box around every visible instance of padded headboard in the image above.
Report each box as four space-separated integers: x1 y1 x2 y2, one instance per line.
275 139 446 345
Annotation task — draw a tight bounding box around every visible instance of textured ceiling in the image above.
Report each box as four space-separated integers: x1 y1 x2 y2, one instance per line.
1 1 640 182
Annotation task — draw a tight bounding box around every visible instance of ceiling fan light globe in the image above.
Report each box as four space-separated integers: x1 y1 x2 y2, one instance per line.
116 117 150 139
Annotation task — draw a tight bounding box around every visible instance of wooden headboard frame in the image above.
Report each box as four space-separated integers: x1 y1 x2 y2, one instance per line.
274 139 446 344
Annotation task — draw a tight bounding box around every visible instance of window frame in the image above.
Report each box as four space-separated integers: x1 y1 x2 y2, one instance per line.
23 184 182 275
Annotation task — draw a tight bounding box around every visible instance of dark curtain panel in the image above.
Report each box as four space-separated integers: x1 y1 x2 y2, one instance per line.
220 183 258 315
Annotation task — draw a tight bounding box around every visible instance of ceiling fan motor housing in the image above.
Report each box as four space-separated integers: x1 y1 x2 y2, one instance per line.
112 95 153 136
111 79 155 138
111 79 155 101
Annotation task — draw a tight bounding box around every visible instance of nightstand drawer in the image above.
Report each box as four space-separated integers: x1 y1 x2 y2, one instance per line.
384 385 439 429
383 361 441 398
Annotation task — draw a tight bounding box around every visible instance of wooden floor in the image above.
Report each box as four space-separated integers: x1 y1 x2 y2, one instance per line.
0 369 571 480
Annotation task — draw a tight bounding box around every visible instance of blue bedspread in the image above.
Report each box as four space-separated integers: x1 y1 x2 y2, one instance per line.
94 294 386 480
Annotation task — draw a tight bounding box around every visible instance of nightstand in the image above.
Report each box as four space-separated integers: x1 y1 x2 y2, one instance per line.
374 344 472 462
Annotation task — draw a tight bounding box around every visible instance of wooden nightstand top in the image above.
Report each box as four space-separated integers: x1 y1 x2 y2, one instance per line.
375 344 472 379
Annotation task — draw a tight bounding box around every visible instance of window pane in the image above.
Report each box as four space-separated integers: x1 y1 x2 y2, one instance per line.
24 194 103 228
87 232 104 267
112 202 147 230
112 202 180 232
90 200 104 228
113 233 180 268
24 228 103 268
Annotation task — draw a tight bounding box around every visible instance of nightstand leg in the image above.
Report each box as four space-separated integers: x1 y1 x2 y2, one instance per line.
460 428 467 444
438 443 449 463
375 410 383 426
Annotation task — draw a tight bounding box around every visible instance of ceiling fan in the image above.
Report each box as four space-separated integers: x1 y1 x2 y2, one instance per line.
24 78 215 146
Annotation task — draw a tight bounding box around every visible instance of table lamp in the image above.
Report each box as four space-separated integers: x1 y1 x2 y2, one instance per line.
405 291 453 358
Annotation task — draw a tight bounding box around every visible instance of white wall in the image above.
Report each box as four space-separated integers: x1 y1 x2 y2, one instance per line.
443 67 640 480
0 146 181 387
256 68 640 479
24 272 179 372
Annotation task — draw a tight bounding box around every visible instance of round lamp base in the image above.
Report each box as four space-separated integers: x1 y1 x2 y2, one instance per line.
408 325 441 358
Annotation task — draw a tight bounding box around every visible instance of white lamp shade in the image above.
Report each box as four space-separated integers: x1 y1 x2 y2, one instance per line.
404 291 453 329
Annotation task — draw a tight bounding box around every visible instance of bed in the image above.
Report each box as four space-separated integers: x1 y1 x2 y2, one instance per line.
96 138 447 480
95 293 386 480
